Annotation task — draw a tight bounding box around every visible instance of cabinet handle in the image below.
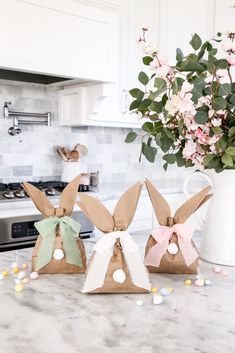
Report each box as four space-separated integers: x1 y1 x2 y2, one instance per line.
121 89 129 114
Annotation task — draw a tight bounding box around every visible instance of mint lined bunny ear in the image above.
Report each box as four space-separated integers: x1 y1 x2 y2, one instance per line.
145 179 171 226
113 182 142 231
78 194 114 233
59 175 81 216
174 185 212 224
22 182 55 217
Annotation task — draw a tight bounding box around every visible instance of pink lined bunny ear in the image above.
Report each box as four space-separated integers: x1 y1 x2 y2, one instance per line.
113 182 143 231
145 179 171 226
77 194 114 233
22 182 55 217
59 175 81 216
174 185 212 224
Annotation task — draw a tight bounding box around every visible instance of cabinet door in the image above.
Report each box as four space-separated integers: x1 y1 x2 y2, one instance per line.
118 0 159 125
158 0 215 63
0 0 119 81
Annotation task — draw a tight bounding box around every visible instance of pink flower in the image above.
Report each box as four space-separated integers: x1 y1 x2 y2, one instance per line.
184 116 198 131
211 118 222 127
165 95 181 115
181 81 193 93
155 65 171 77
149 58 160 69
216 69 228 77
182 140 197 159
227 55 235 65
142 44 154 55
179 93 196 115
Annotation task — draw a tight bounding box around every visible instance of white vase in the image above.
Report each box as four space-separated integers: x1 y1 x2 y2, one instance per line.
183 170 235 266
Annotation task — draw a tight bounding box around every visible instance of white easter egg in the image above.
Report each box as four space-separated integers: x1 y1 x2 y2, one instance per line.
112 269 126 283
17 271 26 280
53 249 64 260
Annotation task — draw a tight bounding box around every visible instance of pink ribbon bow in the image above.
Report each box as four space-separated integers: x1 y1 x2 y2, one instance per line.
145 224 198 267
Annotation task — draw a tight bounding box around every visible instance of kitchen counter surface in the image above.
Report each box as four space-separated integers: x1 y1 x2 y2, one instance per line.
0 233 234 353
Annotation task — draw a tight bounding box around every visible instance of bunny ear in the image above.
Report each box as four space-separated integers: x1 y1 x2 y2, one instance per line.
59 175 81 216
113 182 143 230
145 179 171 226
78 194 114 233
22 182 55 217
174 185 212 223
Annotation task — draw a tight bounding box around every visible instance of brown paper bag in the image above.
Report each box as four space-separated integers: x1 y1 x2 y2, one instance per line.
144 179 212 274
78 182 151 293
23 175 86 274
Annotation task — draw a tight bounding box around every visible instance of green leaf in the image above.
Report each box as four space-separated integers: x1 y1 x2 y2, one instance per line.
125 131 137 143
142 122 153 132
175 150 185 167
212 127 223 135
163 162 168 171
203 154 217 166
229 94 235 105
154 78 167 89
176 48 183 62
138 71 149 85
218 83 231 96
129 88 143 99
149 101 163 113
142 56 153 65
229 126 235 138
197 49 205 60
139 99 152 110
163 128 175 140
214 59 228 69
221 153 234 167
213 97 227 111
225 146 235 156
195 111 208 124
142 143 157 163
163 154 176 164
129 100 140 111
180 62 205 73
190 33 202 50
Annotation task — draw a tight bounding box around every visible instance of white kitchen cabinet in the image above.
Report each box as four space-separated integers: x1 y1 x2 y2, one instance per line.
0 0 119 82
58 0 159 127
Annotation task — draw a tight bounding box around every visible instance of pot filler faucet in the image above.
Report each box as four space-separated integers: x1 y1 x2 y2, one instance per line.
3 102 51 142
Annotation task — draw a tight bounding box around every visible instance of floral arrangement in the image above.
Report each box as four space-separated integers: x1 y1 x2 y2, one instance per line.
125 27 235 172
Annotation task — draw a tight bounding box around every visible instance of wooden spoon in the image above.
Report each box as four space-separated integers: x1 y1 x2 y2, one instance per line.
56 148 68 161
70 149 79 161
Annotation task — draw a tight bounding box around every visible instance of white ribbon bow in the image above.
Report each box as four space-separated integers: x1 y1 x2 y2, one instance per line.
82 231 151 293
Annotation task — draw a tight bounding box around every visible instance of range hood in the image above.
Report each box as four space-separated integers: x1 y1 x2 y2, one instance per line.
0 68 75 85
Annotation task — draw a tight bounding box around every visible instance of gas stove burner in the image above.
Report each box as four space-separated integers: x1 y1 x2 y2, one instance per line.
14 188 27 198
3 190 15 199
0 183 7 191
45 187 56 196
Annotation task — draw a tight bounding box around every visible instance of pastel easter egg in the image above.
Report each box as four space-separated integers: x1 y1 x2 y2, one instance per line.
18 271 26 280
15 283 24 292
153 294 163 305
136 299 144 306
195 279 205 287
30 272 39 280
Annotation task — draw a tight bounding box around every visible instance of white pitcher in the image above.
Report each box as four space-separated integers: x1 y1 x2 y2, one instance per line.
183 170 235 266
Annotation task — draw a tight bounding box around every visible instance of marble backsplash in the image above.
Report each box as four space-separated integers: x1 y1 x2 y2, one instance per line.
0 80 192 184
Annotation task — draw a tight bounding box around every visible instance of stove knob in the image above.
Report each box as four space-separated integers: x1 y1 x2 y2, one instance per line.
46 187 56 196
3 190 15 199
15 189 26 198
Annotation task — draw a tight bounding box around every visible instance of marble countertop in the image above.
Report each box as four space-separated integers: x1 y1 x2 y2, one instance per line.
0 233 234 353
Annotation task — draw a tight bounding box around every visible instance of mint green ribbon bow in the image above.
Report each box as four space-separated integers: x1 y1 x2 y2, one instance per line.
34 216 82 271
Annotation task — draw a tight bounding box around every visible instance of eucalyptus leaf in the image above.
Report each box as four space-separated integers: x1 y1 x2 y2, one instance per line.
190 33 202 50
138 71 149 85
213 97 227 111
125 131 137 143
195 111 208 124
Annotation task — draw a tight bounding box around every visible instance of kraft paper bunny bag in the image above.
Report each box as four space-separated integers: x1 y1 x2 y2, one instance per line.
145 179 212 274
77 182 151 294
22 175 86 274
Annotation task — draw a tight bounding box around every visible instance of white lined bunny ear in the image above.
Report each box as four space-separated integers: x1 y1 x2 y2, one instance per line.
174 185 212 223
145 179 171 226
59 175 81 216
113 182 142 231
77 194 114 233
22 182 55 217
